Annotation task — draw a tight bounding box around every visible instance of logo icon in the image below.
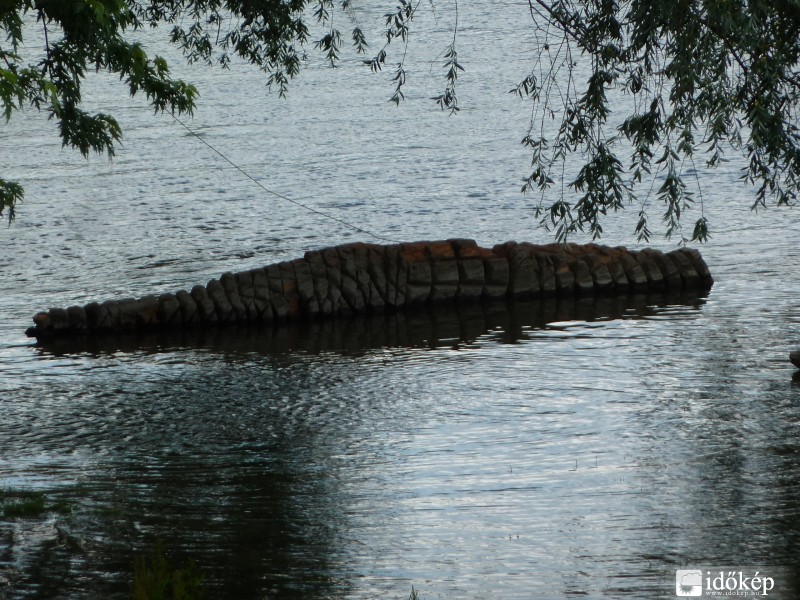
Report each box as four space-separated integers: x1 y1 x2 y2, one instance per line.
676 570 703 596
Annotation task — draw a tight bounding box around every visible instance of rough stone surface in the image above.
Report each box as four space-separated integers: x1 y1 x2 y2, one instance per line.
617 253 649 291
49 307 69 330
66 305 87 330
644 249 682 291
679 248 715 288
505 243 539 297
249 269 272 319
367 246 389 305
555 263 575 294
116 298 140 329
85 301 110 330
207 279 234 323
666 250 700 288
571 259 595 294
537 255 557 297
157 293 181 325
26 240 715 338
191 286 217 324
176 290 199 324
292 260 318 316
220 272 247 321
103 300 122 329
582 255 615 292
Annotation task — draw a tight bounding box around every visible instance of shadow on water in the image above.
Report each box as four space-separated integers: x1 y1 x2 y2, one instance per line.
32 292 709 358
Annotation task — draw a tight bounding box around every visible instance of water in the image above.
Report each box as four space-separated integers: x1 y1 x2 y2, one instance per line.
2 2 800 598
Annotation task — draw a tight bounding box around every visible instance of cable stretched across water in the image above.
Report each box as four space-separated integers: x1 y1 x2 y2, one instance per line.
170 113 399 244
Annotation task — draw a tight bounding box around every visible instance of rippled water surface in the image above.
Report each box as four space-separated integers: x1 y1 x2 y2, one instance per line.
2 2 800 598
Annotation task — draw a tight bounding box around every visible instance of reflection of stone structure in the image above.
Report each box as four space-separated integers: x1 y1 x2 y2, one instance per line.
26 239 714 339
791 351 800 369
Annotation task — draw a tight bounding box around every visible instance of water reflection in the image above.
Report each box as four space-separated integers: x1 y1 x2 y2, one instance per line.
5 288 800 598
32 293 708 358
5 294 715 598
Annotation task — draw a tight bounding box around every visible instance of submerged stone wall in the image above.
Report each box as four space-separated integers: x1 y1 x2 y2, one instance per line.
26 239 714 339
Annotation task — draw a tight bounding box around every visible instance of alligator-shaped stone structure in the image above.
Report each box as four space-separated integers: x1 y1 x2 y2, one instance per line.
25 239 714 339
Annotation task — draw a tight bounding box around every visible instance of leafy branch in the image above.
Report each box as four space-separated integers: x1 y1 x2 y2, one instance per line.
513 0 800 242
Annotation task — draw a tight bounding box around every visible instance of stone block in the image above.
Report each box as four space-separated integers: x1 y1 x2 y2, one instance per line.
277 262 301 316
482 283 507 300
643 249 682 291
265 264 285 294
292 260 318 315
617 253 649 291
137 295 160 327
353 245 379 307
666 249 700 289
235 272 259 320
385 246 406 307
338 245 358 280
582 254 615 292
571 259 595 294
340 272 366 311
430 283 458 302
207 279 235 323
49 307 69 330
157 293 181 325
234 270 263 322
66 305 87 330
325 272 348 314
459 244 497 260
405 283 431 305
484 256 510 288
321 246 343 274
406 260 432 286
304 251 330 312
427 240 457 261
85 301 110 330
221 272 247 321
537 255 557 297
235 270 255 300
457 284 484 301
250 268 273 320
458 258 485 285
432 259 459 285
634 251 665 291
270 294 290 320
678 248 714 288
506 243 539 297
555 263 575 294
367 246 389 304
364 278 385 310
103 299 123 329
399 242 429 265
117 297 142 328
191 285 217 324
603 256 629 289
251 268 269 295
32 311 51 332
175 289 199 324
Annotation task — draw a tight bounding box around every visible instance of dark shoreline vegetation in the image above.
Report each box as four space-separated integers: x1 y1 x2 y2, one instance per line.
1 486 428 599
0 488 71 520
0 488 208 599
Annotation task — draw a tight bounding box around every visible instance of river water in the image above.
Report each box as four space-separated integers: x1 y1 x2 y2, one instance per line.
1 2 799 599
